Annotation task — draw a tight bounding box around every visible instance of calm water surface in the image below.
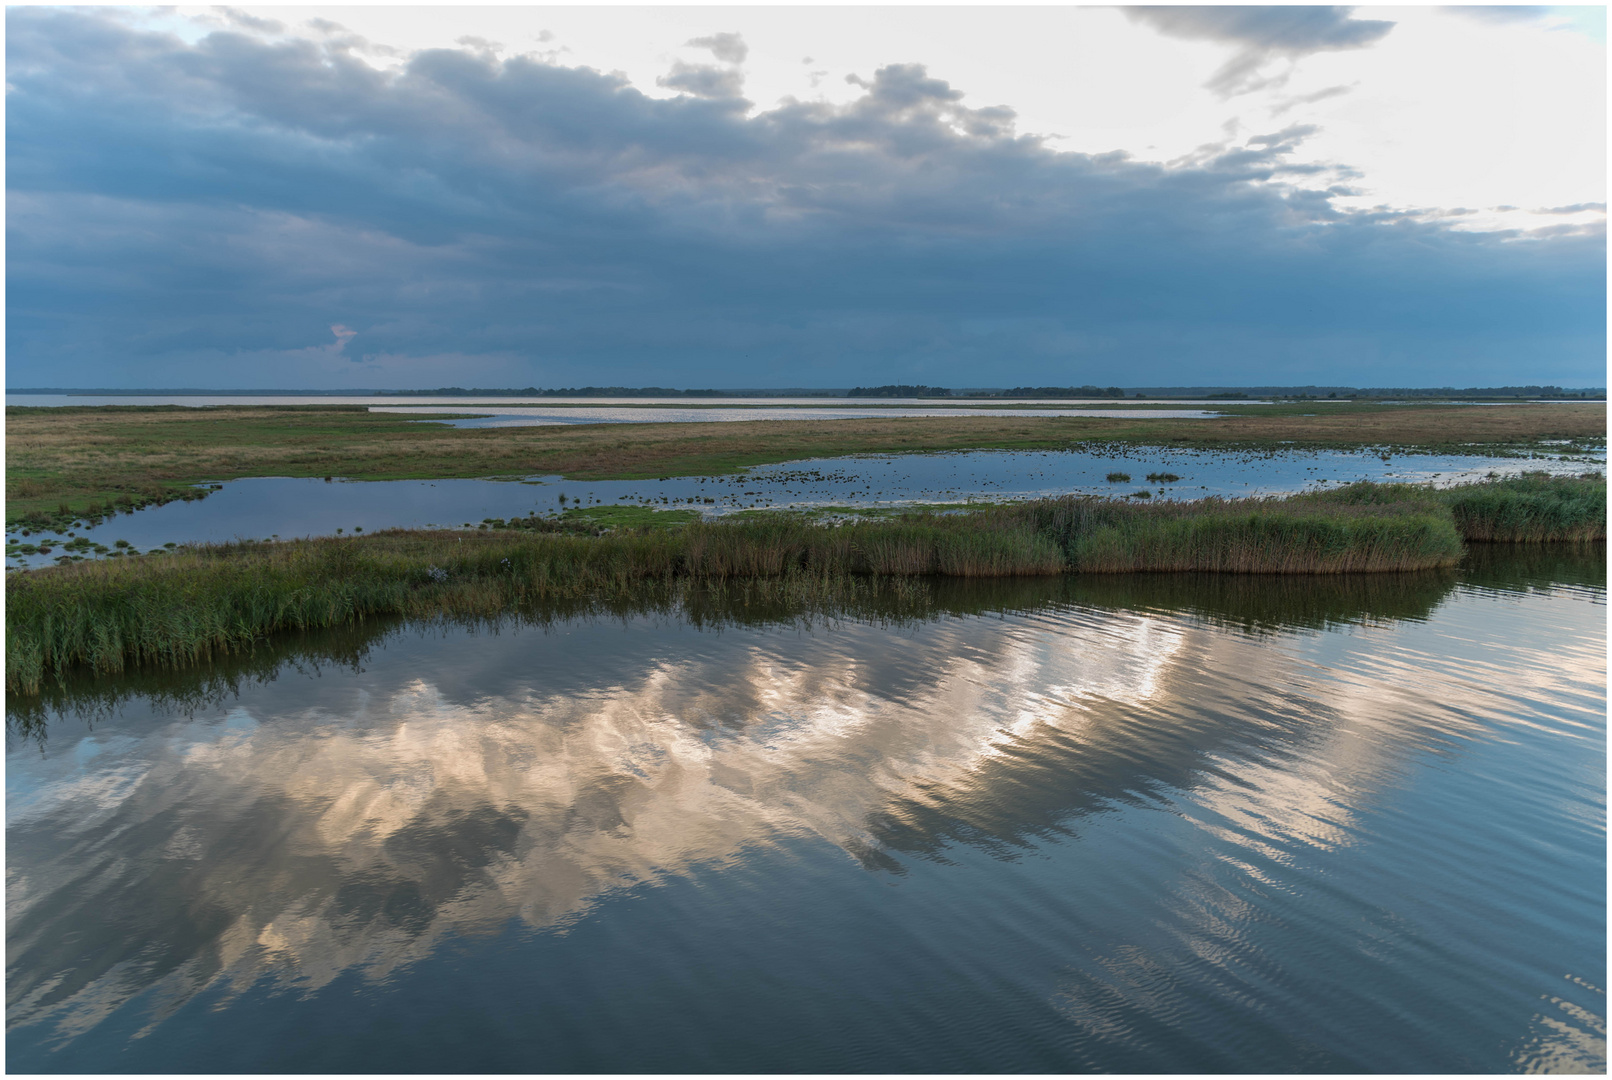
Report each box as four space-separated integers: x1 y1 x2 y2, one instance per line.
368 405 1220 426
7 447 1600 566
7 548 1605 1072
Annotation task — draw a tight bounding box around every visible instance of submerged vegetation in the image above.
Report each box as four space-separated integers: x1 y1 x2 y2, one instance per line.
7 475 1602 696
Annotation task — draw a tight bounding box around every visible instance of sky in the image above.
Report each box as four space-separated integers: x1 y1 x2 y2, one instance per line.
5 4 1606 390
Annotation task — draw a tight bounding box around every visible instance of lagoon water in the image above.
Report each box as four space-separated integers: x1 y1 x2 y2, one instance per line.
369 404 1221 426
6 548 1605 1072
6 447 1600 566
5 394 1236 419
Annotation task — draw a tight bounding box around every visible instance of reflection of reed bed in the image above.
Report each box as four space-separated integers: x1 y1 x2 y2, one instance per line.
5 476 1603 695
5 616 411 743
1060 570 1458 635
9 570 1471 739
1458 540 1607 594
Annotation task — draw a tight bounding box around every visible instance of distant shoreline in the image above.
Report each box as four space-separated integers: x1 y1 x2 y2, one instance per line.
8 386 1606 401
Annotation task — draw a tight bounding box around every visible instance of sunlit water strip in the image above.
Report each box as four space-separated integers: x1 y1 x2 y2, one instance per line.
5 564 1605 1071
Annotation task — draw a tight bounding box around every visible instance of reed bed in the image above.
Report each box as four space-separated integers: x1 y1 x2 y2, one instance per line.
1440 472 1606 542
6 475 1602 695
1017 495 1464 573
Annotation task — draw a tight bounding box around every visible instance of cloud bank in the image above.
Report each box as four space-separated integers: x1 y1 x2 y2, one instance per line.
5 8 1603 389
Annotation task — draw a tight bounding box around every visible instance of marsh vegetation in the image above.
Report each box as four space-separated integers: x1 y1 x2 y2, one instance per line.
8 475 1601 695
7 401 1603 526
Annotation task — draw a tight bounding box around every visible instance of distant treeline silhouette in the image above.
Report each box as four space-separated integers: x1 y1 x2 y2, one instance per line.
997 386 1126 398
846 385 954 397
9 384 1601 400
1355 386 1602 399
381 387 728 397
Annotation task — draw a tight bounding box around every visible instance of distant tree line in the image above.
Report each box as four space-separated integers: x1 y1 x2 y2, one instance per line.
1352 386 1604 399
380 386 728 397
996 386 1125 398
846 385 954 397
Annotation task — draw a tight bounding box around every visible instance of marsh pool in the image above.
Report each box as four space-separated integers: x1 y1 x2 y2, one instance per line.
6 446 1600 568
6 546 1604 1072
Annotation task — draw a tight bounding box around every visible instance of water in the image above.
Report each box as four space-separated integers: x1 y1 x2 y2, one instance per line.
7 548 1605 1072
6 393 1242 413
7 447 1600 567
369 405 1221 427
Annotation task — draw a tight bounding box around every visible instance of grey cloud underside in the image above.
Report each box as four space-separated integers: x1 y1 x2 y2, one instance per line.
1125 6 1395 96
5 9 1603 388
1124 6 1393 51
656 60 744 99
686 31 748 64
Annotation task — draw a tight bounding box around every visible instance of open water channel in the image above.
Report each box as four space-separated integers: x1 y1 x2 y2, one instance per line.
5 446 1600 568
6 546 1605 1072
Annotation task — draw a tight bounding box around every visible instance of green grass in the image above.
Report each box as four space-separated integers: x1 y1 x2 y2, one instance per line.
1441 471 1607 542
1019 494 1465 573
7 401 1604 526
1288 472 1607 542
6 476 1602 696
557 504 702 528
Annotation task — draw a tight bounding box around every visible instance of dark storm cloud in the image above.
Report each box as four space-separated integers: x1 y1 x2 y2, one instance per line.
1126 6 1395 95
4 8 1603 389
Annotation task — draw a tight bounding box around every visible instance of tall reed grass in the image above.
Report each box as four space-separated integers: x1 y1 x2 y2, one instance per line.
7 475 1602 695
1015 494 1464 573
1440 472 1606 542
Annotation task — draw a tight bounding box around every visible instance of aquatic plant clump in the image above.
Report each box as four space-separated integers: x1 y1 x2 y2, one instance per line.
5 476 1603 695
1023 496 1464 574
1441 471 1607 542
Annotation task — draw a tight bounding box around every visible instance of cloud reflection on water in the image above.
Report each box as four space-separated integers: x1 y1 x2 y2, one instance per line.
5 568 1605 1062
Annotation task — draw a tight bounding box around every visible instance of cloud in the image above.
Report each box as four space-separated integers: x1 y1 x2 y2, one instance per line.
1126 6 1395 95
685 31 747 64
1442 6 1550 24
3 8 1602 389
1270 83 1354 116
656 60 745 100
214 6 284 36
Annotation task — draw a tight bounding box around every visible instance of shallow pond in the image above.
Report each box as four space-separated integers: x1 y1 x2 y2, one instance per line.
6 446 1600 567
6 546 1605 1072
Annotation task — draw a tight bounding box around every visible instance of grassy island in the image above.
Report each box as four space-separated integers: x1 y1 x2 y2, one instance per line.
6 473 1602 696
